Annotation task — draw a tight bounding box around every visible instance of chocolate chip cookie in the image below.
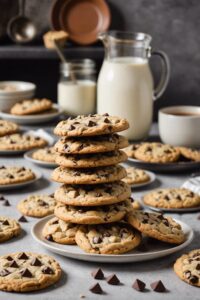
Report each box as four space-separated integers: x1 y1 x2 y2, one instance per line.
0 166 35 185
17 194 56 218
54 114 129 137
0 252 61 292
0 120 19 137
127 210 185 244
0 217 21 243
54 181 131 206
178 147 200 161
174 249 200 287
54 199 133 224
75 223 141 254
0 133 47 151
122 167 150 185
143 188 200 209
32 147 56 163
51 165 127 185
54 134 129 154
10 98 53 115
42 216 79 244
123 143 141 158
55 150 127 168
134 142 180 163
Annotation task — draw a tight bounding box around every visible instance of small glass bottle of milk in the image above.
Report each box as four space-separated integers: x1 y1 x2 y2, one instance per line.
58 59 96 116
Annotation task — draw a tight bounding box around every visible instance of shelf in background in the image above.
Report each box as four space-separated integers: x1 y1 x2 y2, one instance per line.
0 45 104 60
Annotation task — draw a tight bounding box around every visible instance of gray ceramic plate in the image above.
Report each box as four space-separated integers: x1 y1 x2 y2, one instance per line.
24 149 58 168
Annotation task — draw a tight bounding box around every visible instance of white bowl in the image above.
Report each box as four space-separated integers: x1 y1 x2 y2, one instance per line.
0 81 36 111
159 105 200 147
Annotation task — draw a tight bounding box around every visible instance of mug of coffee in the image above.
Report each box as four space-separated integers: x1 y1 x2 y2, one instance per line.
159 106 200 147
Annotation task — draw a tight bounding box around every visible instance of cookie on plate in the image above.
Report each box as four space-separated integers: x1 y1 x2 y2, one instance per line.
54 181 131 206
178 147 200 162
55 150 127 168
10 98 53 115
51 165 127 185
0 133 47 151
54 114 129 137
127 210 185 244
42 216 79 244
123 143 141 158
17 194 56 218
0 166 35 185
32 147 56 163
143 188 200 209
54 134 129 154
75 223 141 254
0 217 21 243
134 142 180 163
174 249 200 287
0 120 19 137
0 252 61 292
54 199 133 225
122 167 150 185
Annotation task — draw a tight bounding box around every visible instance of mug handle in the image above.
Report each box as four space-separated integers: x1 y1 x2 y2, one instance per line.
151 50 170 100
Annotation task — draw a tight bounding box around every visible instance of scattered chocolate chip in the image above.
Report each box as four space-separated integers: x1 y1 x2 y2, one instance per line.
196 263 200 270
0 195 5 201
89 283 103 294
18 216 28 222
0 166 5 169
9 260 19 268
87 120 96 127
0 269 10 277
92 237 102 244
42 266 54 274
3 200 10 206
6 256 13 261
18 252 29 260
106 274 120 285
69 125 75 130
2 220 9 225
150 280 166 292
31 258 42 266
91 268 104 280
103 113 109 116
103 117 111 123
45 234 53 241
132 279 146 291
20 268 33 278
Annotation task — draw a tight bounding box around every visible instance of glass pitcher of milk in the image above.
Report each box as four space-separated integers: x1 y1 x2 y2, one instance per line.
97 31 170 140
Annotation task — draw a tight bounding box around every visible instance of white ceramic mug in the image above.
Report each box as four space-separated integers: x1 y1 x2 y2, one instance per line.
159 106 200 147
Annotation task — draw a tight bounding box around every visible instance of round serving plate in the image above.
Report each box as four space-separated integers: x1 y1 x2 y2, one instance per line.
24 149 58 168
129 170 156 189
141 200 200 213
32 215 193 263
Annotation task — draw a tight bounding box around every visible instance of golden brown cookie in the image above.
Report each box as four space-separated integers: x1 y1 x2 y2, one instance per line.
0 120 19 137
0 166 35 185
0 216 21 243
10 98 53 115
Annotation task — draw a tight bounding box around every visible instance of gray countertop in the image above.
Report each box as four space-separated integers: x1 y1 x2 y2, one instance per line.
0 124 199 300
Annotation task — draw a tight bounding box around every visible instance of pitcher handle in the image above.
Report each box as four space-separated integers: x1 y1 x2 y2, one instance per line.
151 50 170 100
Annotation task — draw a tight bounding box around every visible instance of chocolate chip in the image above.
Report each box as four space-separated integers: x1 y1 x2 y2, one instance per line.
38 200 47 206
9 260 19 268
106 274 120 285
18 252 29 260
2 220 9 225
18 216 28 222
91 268 104 280
52 220 59 225
103 118 111 123
164 195 170 201
89 283 103 294
45 234 53 241
20 268 33 278
0 269 10 277
92 237 102 244
6 256 13 261
132 279 146 291
196 263 200 270
189 275 198 284
103 113 109 116
31 258 42 266
0 195 5 201
163 219 169 227
150 280 166 292
42 266 54 274
0 166 5 169
87 120 96 127
3 200 10 206
68 125 75 130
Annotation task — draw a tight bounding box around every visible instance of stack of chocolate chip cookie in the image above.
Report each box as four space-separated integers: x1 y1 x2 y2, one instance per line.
45 114 142 254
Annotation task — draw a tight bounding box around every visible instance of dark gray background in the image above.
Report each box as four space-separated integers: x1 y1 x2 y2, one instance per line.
0 0 200 118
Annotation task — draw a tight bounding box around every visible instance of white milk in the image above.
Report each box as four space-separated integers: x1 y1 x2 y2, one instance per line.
97 57 154 140
58 80 96 116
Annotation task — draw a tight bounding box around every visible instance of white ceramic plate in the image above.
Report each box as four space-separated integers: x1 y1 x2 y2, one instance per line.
24 149 58 168
141 200 200 213
128 157 200 173
0 169 42 191
0 104 63 125
130 170 156 189
31 215 193 263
